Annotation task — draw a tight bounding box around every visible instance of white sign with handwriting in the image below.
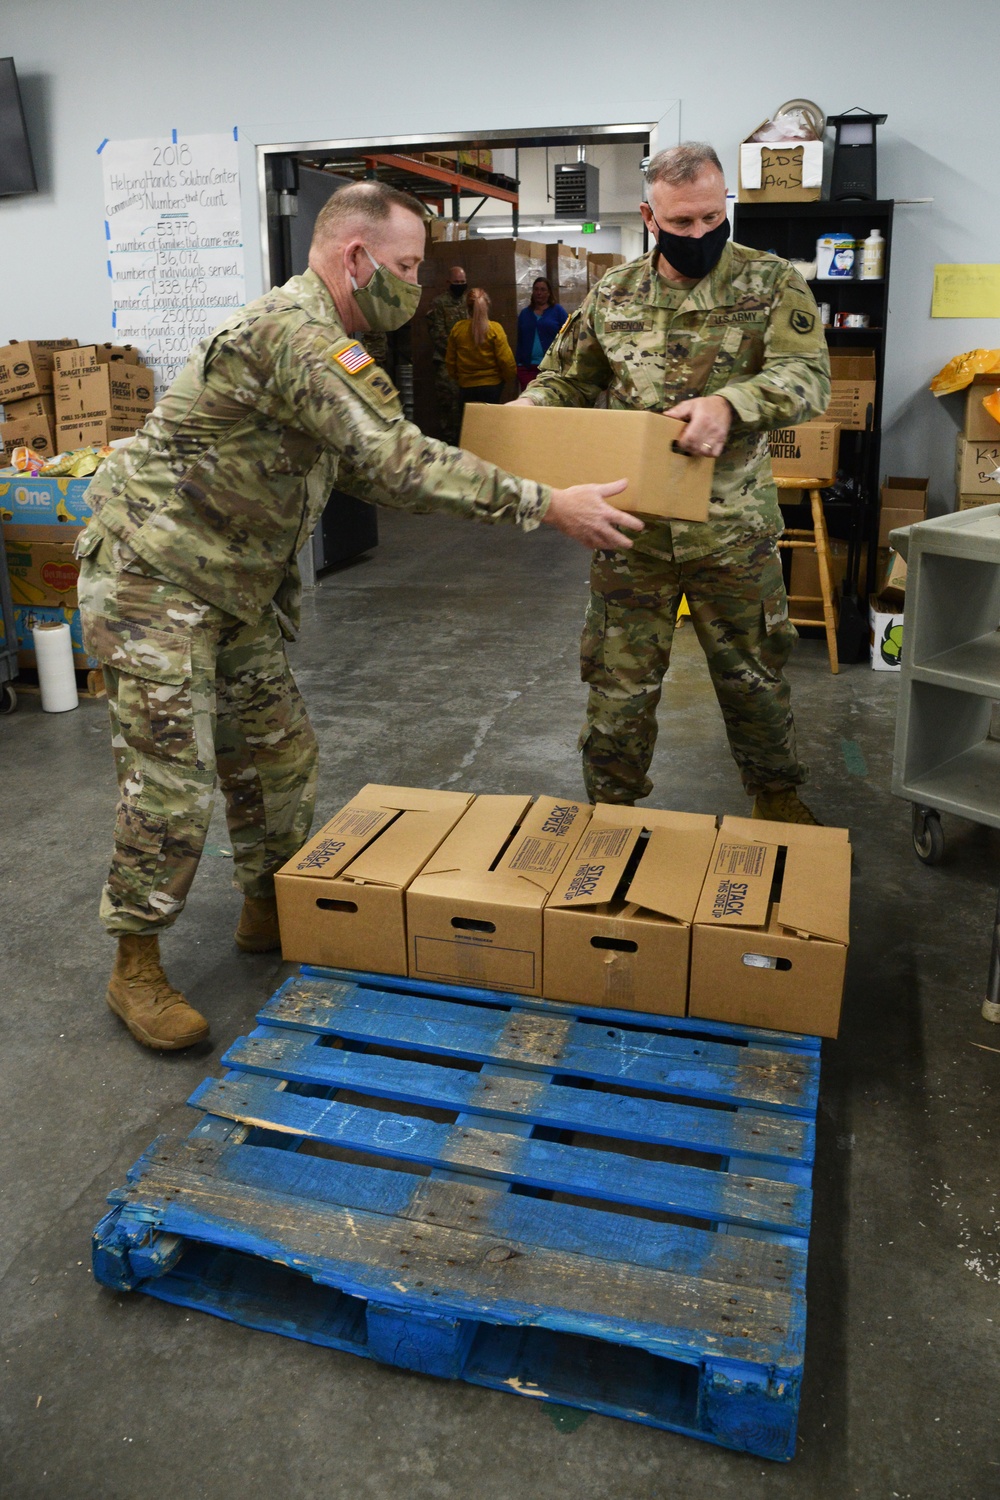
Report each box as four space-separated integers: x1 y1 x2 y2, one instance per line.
100 130 245 398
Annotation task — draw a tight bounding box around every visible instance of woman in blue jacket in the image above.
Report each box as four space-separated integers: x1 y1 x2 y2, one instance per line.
515 277 567 391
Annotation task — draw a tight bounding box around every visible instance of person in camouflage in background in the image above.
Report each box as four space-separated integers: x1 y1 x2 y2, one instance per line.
516 141 831 822
78 181 640 1052
427 264 467 442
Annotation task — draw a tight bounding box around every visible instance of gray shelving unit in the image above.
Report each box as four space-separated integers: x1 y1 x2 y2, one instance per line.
891 505 1000 862
891 505 1000 1022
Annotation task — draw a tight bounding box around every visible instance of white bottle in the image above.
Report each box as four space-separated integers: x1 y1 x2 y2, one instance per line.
860 228 885 280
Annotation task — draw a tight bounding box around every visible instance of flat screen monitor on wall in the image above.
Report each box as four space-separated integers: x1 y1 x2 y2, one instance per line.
0 58 37 196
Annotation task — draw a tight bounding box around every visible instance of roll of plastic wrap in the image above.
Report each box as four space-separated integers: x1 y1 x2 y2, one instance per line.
31 622 79 713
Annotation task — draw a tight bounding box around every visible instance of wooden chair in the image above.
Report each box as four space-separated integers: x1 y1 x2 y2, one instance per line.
774 477 839 675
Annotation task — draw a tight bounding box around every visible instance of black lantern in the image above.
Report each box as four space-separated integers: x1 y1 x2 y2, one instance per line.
828 109 886 201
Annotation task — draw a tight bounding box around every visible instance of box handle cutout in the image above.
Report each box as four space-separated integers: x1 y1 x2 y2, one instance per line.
451 917 496 933
316 898 358 913
742 952 792 971
590 936 638 953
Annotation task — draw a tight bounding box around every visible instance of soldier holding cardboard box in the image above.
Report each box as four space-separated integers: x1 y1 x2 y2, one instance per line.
76 180 640 1052
516 142 830 823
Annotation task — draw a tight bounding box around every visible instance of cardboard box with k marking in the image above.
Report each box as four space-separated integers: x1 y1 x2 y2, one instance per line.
689 818 851 1038
406 794 592 996
544 807 718 1016
275 785 475 976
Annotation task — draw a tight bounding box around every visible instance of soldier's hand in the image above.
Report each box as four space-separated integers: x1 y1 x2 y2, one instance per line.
664 394 733 458
544 480 643 551
506 395 535 406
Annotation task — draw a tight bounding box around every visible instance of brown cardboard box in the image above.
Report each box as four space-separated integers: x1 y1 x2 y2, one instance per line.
964 374 1000 441
2 524 81 607
274 785 475 976
958 494 1000 511
587 252 625 288
460 404 713 522
790 536 849 606
737 127 822 204
955 436 1000 499
407 794 593 996
2 392 55 423
52 344 141 376
878 476 927 547
427 220 469 243
0 415 56 458
767 422 840 481
822 352 877 431
543 808 718 1015
688 818 851 1038
54 362 155 449
0 340 78 404
880 548 907 606
546 244 588 314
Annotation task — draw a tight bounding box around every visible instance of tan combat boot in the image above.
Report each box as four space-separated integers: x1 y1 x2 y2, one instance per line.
234 895 281 953
106 934 210 1050
751 788 822 826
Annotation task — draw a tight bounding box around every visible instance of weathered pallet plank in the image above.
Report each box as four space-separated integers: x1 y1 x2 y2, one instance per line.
301 967 822 1056
221 1029 815 1166
258 975 818 1116
190 1073 811 1235
101 1137 803 1369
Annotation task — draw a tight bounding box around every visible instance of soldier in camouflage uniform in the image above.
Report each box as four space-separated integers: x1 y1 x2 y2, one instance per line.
427 264 467 442
519 142 831 820
78 180 638 1051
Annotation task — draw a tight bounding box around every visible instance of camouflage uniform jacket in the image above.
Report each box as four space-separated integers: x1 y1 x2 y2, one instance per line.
525 242 831 560
84 270 549 626
427 290 468 363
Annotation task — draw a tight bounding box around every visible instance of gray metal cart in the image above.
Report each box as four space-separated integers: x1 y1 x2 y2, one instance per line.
0 525 19 714
890 505 1000 1021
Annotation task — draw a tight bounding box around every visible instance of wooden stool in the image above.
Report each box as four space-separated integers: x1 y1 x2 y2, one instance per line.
775 477 839 675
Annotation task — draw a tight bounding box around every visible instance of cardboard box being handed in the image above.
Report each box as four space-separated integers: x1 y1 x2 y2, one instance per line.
459 404 714 523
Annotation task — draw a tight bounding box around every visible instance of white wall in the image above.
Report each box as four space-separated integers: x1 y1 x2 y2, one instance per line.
3 0 996 505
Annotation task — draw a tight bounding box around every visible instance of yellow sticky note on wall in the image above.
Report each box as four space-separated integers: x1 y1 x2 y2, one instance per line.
932 265 1000 319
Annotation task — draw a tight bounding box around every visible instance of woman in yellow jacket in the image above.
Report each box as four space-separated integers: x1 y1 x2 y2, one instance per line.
445 287 517 407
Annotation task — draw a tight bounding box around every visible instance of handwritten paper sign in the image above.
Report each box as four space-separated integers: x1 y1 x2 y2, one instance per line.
932 265 1000 319
100 130 246 397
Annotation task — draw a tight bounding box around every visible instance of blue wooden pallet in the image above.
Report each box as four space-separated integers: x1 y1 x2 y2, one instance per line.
93 967 822 1461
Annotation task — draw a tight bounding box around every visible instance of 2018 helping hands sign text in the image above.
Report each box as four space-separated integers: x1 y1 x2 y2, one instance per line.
99 131 246 398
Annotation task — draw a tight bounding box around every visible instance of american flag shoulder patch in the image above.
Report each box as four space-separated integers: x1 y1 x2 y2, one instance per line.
332 341 375 375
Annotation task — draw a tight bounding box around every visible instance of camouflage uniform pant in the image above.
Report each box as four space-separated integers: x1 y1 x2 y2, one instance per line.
77 530 318 935
434 360 463 445
580 533 805 804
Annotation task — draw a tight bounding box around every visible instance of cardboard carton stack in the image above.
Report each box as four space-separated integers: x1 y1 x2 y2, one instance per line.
868 476 928 672
955 378 1000 511
586 252 626 289
276 784 853 1038
0 338 79 459
546 244 588 315
0 473 96 671
52 344 154 451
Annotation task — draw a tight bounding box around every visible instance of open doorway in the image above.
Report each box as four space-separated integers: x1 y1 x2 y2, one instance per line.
259 121 660 569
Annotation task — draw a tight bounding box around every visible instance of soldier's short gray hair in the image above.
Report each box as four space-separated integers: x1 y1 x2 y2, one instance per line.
645 142 724 189
311 180 427 249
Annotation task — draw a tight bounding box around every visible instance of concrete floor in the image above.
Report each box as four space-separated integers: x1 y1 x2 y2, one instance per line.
2 509 999 1500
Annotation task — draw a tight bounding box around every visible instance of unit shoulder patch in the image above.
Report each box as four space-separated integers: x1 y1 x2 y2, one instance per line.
363 368 399 405
789 308 816 335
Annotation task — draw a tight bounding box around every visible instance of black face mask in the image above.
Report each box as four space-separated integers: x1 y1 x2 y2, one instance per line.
650 213 730 280
449 283 466 297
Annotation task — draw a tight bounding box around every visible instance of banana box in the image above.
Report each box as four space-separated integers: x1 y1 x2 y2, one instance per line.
0 475 93 526
3 525 81 607
0 604 98 670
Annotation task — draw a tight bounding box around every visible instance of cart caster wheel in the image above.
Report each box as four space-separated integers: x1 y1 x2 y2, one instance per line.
0 682 16 714
912 805 944 865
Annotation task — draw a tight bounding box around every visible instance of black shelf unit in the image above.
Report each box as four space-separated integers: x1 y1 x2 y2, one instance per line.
733 199 894 623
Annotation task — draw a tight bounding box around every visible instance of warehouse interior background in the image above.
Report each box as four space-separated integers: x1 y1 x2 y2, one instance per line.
4 0 999 506
4 3 1000 1498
